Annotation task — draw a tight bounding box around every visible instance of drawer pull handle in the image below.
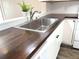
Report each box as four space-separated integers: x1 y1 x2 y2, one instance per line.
73 20 75 22
56 35 59 38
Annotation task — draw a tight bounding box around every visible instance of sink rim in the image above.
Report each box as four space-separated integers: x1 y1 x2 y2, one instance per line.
14 18 58 33
14 26 48 33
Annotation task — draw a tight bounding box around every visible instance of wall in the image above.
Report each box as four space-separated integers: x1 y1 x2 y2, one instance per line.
25 0 46 12
1 0 23 20
46 1 79 14
1 0 46 20
23 0 47 18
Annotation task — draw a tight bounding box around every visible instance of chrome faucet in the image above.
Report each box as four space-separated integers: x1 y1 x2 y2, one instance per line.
30 9 41 20
29 8 41 27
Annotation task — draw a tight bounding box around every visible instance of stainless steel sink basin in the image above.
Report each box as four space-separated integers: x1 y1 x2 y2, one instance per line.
14 18 58 32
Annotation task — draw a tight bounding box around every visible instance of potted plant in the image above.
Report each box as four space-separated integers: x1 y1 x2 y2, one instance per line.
19 1 32 16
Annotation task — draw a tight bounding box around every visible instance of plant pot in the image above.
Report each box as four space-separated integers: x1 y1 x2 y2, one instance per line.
22 11 30 22
22 11 30 17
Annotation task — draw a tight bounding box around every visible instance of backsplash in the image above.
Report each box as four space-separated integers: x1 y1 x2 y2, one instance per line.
46 1 79 14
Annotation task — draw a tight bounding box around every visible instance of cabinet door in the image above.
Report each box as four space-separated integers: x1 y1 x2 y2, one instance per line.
31 31 56 59
55 20 64 47
46 21 64 59
47 34 58 59
31 40 48 59
63 19 75 45
31 21 64 59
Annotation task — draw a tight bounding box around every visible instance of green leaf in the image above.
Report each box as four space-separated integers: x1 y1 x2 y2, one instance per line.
18 1 32 12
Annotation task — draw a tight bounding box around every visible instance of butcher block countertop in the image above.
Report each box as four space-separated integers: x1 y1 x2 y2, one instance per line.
0 14 78 59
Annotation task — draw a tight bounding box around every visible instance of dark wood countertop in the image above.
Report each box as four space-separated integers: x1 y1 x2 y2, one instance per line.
0 14 78 59
0 21 61 59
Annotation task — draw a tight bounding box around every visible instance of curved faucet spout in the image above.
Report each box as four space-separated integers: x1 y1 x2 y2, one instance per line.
30 11 41 20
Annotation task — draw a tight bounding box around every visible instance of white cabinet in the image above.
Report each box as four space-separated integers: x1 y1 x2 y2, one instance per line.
31 21 64 59
62 19 75 45
47 20 63 59
31 40 48 59
73 20 79 49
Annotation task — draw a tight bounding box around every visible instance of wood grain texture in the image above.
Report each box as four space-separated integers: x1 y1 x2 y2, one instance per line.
0 21 61 59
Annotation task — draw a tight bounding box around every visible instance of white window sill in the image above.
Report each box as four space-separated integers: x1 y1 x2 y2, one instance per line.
0 17 27 31
0 17 25 24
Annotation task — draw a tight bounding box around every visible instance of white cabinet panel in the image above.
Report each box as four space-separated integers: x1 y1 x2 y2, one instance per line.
74 21 79 41
63 19 75 45
46 32 58 59
31 21 64 59
31 40 48 59
47 21 63 59
73 20 79 49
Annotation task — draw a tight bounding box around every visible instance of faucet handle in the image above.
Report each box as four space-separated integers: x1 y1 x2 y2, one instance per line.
35 11 41 19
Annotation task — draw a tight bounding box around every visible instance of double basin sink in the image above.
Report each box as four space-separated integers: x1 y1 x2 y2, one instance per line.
14 18 59 32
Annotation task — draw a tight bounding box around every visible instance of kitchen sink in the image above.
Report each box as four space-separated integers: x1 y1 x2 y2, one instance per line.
14 18 58 32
